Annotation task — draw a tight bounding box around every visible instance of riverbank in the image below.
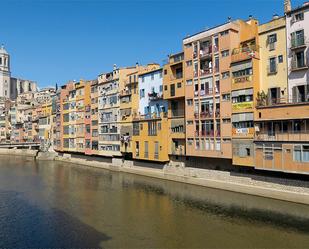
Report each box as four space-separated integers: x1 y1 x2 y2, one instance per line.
0 148 38 157
53 152 309 206
2 148 309 205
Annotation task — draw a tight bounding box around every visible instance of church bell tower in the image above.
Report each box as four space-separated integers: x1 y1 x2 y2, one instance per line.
0 45 11 99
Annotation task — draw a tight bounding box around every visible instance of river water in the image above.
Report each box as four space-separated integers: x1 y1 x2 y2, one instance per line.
0 156 309 248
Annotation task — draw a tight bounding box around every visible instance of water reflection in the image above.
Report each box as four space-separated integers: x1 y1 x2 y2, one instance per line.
0 156 309 248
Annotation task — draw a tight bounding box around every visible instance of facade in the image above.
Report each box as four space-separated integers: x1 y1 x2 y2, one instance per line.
132 68 169 162
163 52 186 159
90 80 99 154
119 63 160 158
254 1 309 174
98 66 136 157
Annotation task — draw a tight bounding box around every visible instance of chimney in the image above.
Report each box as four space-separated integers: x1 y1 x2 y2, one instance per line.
228 16 232 22
249 15 253 20
113 64 117 71
284 0 291 13
136 62 139 69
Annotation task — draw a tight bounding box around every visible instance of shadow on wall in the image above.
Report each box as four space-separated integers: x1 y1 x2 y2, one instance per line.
0 190 111 248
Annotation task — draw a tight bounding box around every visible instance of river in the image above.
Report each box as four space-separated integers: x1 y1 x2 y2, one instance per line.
0 156 309 248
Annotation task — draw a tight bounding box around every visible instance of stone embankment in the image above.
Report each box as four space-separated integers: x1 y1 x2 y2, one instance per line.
2 148 309 205
0 148 38 157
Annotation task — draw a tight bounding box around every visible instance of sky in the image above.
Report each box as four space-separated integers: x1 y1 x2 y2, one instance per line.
0 0 305 88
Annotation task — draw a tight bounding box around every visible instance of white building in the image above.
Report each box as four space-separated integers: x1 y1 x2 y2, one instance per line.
138 68 168 117
285 1 309 102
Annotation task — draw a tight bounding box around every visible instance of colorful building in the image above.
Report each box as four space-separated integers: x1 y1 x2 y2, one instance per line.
163 52 186 159
132 68 169 162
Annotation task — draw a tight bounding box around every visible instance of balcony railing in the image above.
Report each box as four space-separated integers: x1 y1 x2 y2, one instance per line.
200 111 213 118
255 132 309 142
199 68 212 76
199 46 212 57
291 35 305 49
291 58 308 71
148 92 163 100
200 130 214 137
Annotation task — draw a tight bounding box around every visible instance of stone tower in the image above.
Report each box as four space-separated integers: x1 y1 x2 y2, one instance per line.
0 45 11 99
284 0 292 13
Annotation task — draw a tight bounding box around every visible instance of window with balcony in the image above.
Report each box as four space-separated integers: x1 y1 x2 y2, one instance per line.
292 50 307 70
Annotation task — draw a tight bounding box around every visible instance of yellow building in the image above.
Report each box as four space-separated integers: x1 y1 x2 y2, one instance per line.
39 101 53 148
258 16 287 103
119 63 160 158
163 52 186 159
230 18 260 167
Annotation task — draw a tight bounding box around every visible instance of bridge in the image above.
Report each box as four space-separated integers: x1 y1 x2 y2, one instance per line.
0 142 41 149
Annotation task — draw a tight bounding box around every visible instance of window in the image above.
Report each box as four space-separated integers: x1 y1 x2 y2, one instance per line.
187 99 193 106
186 79 192 85
140 89 145 98
294 145 309 162
133 122 139 135
221 50 229 57
151 74 154 80
294 12 304 22
148 121 157 136
177 82 181 88
222 94 230 101
142 76 145 83
222 71 230 79
164 85 167 91
159 71 162 78
185 43 192 48
268 34 277 50
278 55 283 63
154 142 159 159
160 85 163 92
187 138 193 146
220 30 229 36
268 57 277 74
164 69 167 75
187 120 193 125
0 58 2 65
293 50 306 69
222 118 231 123
170 84 175 97
140 123 143 130
158 122 161 130
186 60 192 66
144 141 149 158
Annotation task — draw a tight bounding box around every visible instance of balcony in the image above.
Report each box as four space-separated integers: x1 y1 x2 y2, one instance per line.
291 35 306 49
199 46 212 58
169 53 184 64
231 45 259 63
171 146 185 156
148 91 163 101
200 130 214 137
119 89 132 97
199 68 212 77
200 111 214 119
232 127 255 138
291 58 308 71
255 132 309 142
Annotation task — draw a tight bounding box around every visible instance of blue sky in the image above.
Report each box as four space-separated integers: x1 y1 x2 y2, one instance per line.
1 0 304 88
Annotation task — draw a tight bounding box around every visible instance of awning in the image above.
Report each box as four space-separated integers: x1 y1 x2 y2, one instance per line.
231 61 252 72
231 88 253 97
232 112 254 122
